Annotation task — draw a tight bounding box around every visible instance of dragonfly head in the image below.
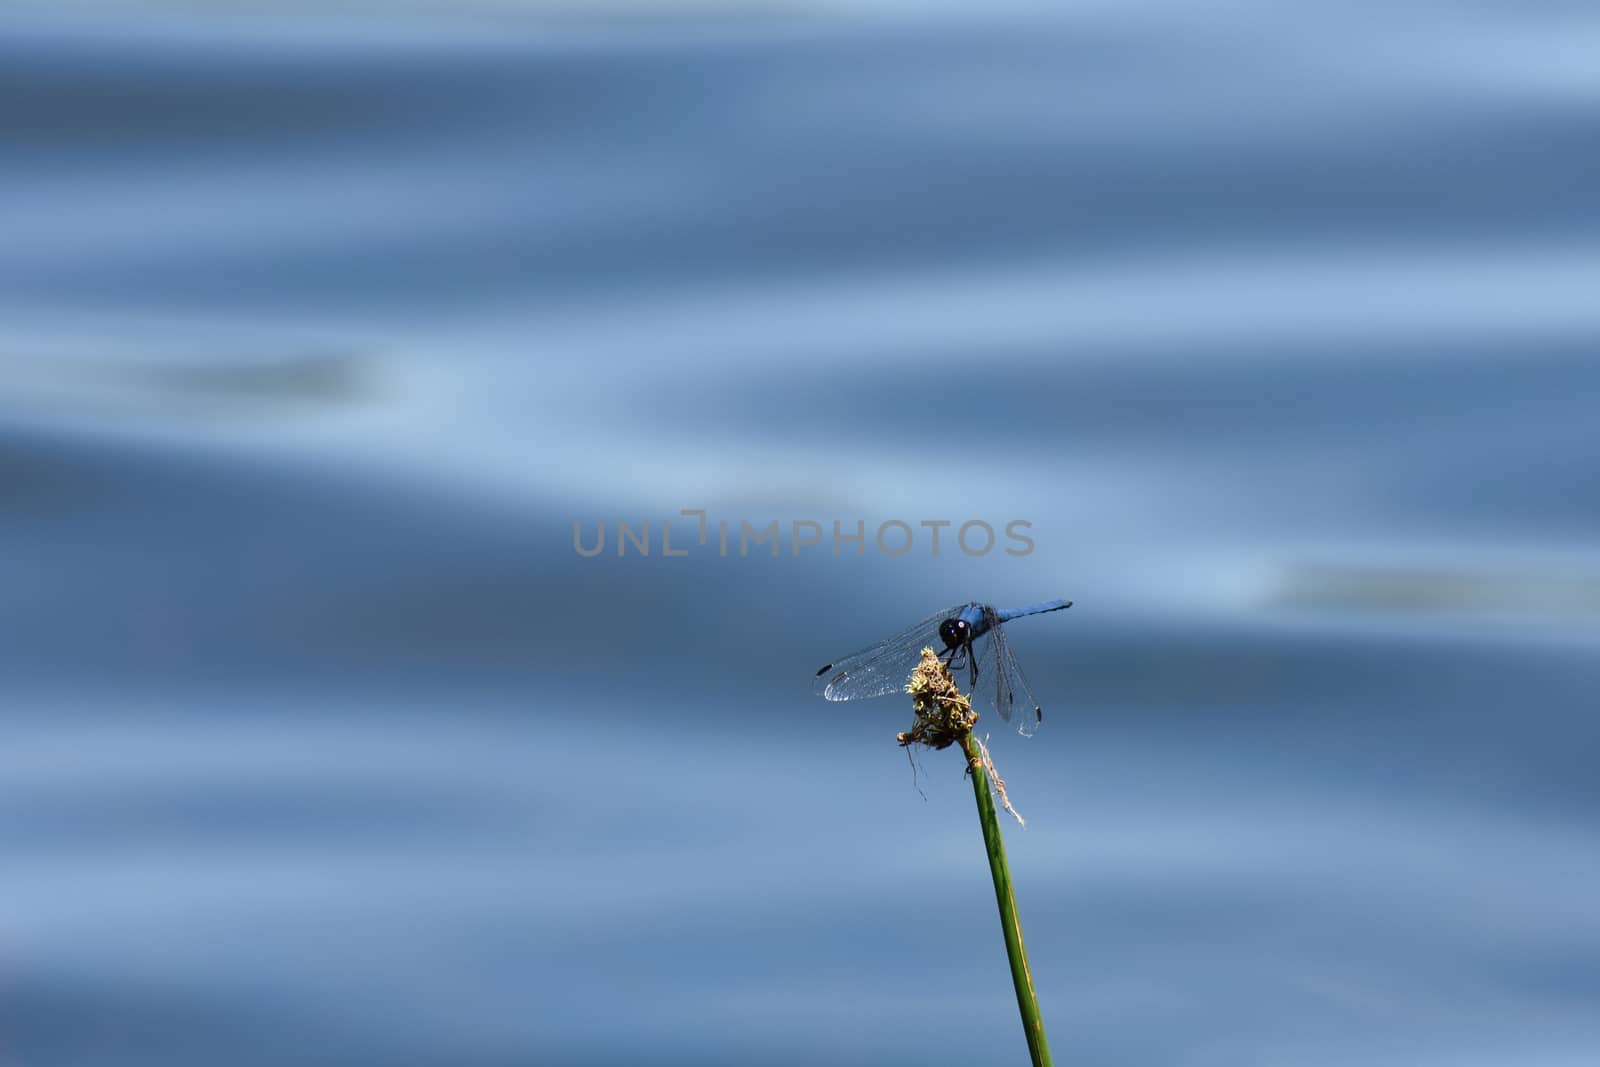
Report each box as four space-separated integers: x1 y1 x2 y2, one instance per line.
938 616 970 651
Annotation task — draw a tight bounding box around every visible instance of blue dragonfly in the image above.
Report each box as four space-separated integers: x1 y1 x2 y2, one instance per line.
813 600 1072 736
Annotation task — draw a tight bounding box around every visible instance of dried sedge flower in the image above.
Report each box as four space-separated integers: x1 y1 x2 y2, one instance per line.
898 647 979 750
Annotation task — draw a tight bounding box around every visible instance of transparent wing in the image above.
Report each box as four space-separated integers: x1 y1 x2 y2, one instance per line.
980 611 1045 737
813 604 968 702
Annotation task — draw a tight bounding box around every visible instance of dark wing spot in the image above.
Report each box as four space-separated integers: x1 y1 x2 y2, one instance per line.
816 663 833 676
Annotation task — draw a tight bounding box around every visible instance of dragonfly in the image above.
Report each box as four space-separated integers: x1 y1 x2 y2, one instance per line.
813 599 1072 736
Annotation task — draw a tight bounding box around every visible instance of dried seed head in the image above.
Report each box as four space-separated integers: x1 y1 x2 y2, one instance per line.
898 648 979 750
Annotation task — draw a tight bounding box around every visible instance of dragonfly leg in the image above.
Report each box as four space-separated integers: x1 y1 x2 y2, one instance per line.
940 637 981 689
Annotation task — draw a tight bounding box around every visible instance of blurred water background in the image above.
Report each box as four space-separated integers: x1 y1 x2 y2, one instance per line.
3 2 1599 1065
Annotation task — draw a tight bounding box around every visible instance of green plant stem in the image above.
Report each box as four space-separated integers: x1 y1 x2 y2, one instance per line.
962 733 1053 1067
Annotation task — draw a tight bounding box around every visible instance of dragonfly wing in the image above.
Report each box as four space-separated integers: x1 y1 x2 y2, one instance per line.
983 617 1044 736
814 604 968 702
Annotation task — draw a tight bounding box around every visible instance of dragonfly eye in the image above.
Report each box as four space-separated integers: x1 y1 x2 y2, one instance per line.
938 618 967 649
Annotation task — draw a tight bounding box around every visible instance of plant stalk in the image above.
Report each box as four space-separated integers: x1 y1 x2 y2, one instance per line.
962 733 1053 1067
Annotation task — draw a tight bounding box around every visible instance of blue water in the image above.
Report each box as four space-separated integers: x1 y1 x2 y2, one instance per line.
3 5 1599 1065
